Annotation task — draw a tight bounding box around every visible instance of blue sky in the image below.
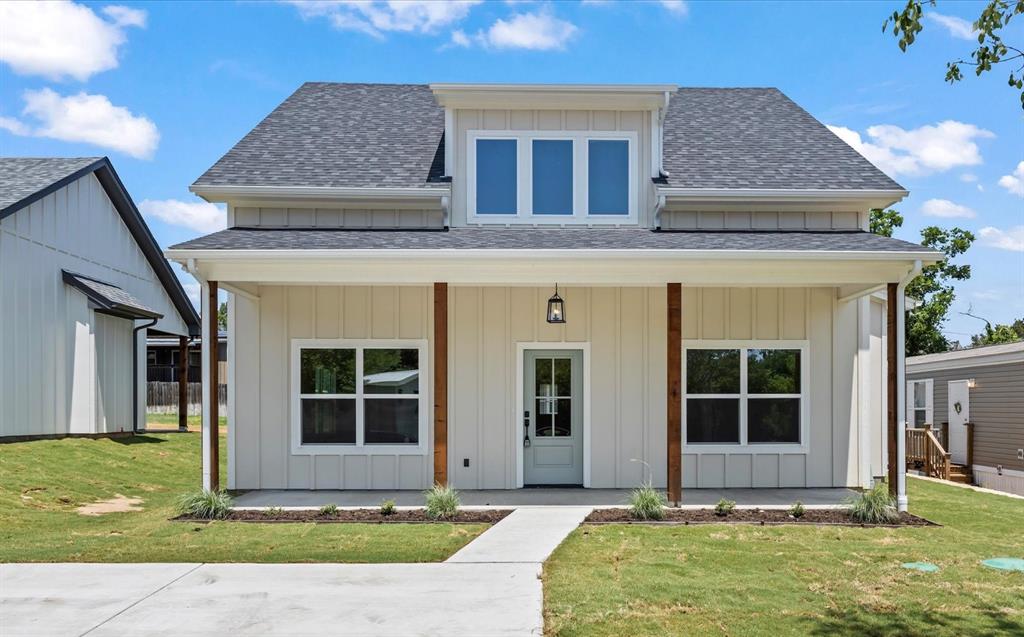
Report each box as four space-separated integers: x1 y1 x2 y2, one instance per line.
1 0 1021 343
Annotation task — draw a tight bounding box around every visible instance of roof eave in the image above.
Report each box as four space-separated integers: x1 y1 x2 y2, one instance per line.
656 187 909 209
190 183 452 204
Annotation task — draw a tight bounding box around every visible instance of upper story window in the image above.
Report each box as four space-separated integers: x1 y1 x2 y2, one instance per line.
468 130 636 223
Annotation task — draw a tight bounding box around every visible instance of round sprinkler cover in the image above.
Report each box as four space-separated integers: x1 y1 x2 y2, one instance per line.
981 558 1024 572
902 562 940 573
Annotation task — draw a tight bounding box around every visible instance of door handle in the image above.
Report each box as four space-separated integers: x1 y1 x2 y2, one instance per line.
523 410 531 447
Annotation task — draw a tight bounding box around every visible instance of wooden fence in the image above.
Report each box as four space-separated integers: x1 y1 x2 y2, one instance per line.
146 382 226 415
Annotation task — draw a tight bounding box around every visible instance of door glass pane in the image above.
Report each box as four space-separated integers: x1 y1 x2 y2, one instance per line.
553 398 572 436
535 400 553 436
536 358 553 397
363 349 419 394
532 140 573 215
686 398 740 443
476 139 517 214
553 358 572 396
301 349 356 394
686 350 740 394
364 398 419 444
301 398 355 443
748 349 800 394
748 398 800 443
914 410 927 427
913 382 926 409
588 139 629 215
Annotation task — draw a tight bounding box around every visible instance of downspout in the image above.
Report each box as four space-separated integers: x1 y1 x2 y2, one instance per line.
895 259 922 512
132 317 159 433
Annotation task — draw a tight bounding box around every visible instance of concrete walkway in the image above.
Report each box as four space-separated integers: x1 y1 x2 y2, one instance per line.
0 508 592 636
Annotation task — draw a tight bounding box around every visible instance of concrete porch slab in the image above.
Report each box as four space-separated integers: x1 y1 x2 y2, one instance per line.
232 487 856 510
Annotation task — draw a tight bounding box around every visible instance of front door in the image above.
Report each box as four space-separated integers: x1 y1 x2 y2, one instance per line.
947 380 970 465
524 350 583 486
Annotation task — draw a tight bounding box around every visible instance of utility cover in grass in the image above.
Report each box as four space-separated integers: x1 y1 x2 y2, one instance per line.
981 557 1024 572
902 562 939 573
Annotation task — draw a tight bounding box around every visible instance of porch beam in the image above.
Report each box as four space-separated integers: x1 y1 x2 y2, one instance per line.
667 283 682 505
433 282 449 486
178 336 189 432
886 282 898 498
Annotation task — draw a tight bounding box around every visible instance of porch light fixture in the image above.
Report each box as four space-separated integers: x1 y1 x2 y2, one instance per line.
546 284 566 324
967 378 977 389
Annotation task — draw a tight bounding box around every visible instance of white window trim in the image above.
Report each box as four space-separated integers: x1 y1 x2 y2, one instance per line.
682 340 810 454
290 338 429 456
466 129 638 224
907 378 933 428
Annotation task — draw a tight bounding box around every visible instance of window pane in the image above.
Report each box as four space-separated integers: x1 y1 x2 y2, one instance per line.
536 358 553 397
914 410 927 427
686 398 740 443
686 350 740 394
301 398 355 444
748 349 801 394
532 140 573 215
301 349 355 394
913 382 926 409
364 399 419 444
535 401 553 437
588 140 629 215
476 139 517 214
364 349 419 395
553 398 572 436
748 398 800 443
553 358 571 396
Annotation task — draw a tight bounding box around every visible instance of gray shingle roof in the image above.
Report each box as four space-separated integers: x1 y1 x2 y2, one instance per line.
0 157 102 213
62 270 163 319
191 83 903 193
169 227 936 254
660 88 905 191
193 83 447 190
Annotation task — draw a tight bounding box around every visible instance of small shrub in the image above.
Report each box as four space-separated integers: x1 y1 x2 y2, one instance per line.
628 481 666 520
318 503 339 516
424 483 460 520
714 498 736 517
380 499 397 516
177 489 233 520
789 501 806 519
848 483 899 524
265 506 284 518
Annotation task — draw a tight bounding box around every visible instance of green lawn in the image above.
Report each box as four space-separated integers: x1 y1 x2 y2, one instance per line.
145 413 226 431
0 433 485 563
545 479 1024 636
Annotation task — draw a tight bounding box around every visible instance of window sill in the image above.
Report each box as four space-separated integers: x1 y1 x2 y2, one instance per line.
683 443 808 455
291 444 427 456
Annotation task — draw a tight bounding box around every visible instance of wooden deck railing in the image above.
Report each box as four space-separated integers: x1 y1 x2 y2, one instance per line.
906 424 952 481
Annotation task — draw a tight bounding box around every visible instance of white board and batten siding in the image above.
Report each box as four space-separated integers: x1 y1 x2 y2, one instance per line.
231 284 865 491
0 172 188 437
231 206 444 229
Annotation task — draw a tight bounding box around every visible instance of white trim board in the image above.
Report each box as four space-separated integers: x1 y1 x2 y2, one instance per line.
514 342 591 489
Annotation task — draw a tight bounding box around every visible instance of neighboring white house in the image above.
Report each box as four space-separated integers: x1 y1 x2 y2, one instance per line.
0 157 200 439
167 83 940 509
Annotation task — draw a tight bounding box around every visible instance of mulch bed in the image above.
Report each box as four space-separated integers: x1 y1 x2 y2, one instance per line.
585 508 935 527
175 509 511 524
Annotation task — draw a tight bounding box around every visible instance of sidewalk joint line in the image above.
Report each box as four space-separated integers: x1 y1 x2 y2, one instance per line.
78 563 205 637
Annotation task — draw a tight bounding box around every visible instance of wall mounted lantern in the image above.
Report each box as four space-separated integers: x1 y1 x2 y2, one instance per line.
546 284 566 324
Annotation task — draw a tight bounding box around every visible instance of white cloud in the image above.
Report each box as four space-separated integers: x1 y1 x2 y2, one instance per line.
979 226 1024 252
0 0 145 81
659 0 689 16
479 11 578 50
972 290 1002 301
287 1 479 38
998 161 1024 197
102 5 147 28
959 173 977 182
926 12 975 41
450 29 472 47
920 198 976 219
2 89 159 159
140 199 227 234
827 120 994 177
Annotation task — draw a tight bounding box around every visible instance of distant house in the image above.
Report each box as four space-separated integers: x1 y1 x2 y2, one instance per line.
0 157 200 439
146 331 226 383
907 342 1024 496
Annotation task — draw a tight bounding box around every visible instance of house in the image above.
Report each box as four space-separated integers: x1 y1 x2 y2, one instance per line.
0 157 200 440
147 331 226 383
166 83 940 508
906 341 1024 495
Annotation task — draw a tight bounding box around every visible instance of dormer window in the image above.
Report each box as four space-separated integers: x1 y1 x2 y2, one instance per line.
467 130 636 223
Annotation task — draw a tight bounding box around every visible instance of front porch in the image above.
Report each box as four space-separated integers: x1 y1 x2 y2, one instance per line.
232 487 857 509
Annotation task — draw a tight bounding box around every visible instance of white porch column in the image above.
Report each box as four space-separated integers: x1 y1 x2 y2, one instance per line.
200 279 212 491
895 284 908 512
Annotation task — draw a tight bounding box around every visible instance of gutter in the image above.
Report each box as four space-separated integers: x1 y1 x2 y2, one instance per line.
654 187 909 200
190 184 452 202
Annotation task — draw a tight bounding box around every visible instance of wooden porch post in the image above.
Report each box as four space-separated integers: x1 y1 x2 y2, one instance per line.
667 283 682 505
886 282 898 497
433 282 448 486
178 335 189 432
208 281 220 492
